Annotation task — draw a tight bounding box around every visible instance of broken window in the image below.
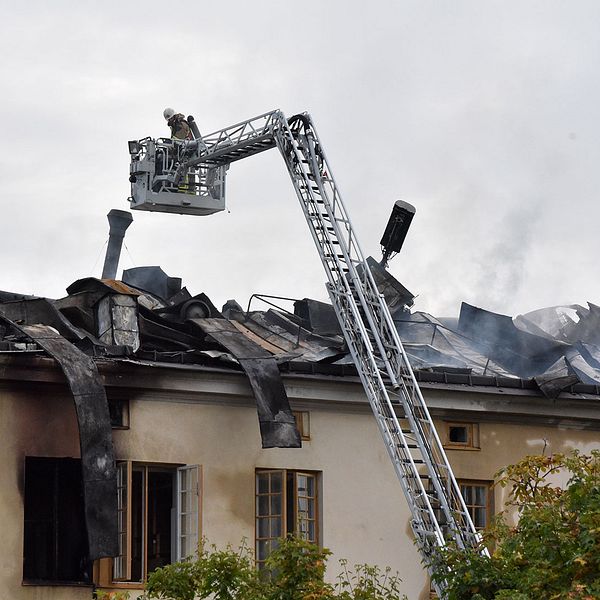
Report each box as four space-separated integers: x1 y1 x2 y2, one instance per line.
458 480 493 530
23 457 90 584
255 469 319 568
112 462 200 583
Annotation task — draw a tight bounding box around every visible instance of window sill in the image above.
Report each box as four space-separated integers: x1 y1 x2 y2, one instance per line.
101 582 145 590
443 444 481 451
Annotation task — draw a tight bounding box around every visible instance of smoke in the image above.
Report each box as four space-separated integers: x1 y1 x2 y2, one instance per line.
471 200 541 313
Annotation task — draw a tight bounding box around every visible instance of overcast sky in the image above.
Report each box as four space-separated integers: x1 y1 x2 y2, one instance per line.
1 1 599 319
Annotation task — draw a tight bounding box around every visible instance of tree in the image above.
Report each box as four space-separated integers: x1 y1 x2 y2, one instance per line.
143 536 407 600
432 450 600 599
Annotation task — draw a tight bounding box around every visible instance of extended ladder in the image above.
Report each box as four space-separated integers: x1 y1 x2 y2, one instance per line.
130 110 483 597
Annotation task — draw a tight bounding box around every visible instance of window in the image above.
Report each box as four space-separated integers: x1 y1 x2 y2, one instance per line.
23 457 90 584
292 411 311 441
113 462 200 583
458 480 493 530
255 469 319 567
444 422 479 449
108 397 129 428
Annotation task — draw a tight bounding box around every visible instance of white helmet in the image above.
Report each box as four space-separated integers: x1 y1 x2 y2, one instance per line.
163 107 176 121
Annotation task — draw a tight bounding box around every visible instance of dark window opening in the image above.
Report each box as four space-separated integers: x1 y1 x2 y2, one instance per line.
131 468 144 582
449 426 468 443
130 468 173 581
108 397 129 428
23 457 90 584
445 422 479 449
147 471 173 574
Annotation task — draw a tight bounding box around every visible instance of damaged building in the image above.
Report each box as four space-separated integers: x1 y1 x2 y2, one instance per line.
2 212 600 600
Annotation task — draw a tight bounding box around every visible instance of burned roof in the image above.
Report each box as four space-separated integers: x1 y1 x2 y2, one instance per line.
2 262 600 412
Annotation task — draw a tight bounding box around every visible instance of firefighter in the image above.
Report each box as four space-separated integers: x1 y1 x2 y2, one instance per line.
163 107 193 140
163 108 194 193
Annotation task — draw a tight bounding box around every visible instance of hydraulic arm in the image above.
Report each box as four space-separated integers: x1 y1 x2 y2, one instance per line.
128 110 483 597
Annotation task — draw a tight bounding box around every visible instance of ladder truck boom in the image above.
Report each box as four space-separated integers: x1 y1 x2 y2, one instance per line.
128 110 484 597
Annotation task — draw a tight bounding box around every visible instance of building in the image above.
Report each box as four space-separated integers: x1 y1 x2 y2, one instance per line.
2 263 600 600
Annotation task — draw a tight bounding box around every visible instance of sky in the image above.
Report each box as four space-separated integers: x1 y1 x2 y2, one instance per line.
1 1 600 319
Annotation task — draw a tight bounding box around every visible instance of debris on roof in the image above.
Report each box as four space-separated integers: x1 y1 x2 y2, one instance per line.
2 264 600 432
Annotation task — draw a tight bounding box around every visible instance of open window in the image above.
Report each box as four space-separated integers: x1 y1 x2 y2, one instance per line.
255 469 319 568
23 457 90 584
111 462 200 583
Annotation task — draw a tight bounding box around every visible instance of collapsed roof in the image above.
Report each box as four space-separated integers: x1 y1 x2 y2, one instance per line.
2 262 600 407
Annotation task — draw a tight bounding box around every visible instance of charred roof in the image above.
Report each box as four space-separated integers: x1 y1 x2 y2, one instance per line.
2 264 600 402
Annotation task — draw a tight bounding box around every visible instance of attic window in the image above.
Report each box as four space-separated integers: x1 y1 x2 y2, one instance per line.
445 423 479 450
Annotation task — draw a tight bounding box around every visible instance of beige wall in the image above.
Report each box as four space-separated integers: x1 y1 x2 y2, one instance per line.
103 389 600 599
444 419 600 522
2 368 600 600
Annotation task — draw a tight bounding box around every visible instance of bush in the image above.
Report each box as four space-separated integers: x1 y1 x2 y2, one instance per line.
143 536 407 600
431 450 600 600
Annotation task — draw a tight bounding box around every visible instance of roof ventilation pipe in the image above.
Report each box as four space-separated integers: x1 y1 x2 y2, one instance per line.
101 209 133 280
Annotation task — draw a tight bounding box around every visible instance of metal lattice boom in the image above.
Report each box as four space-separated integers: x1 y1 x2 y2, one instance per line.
128 110 486 597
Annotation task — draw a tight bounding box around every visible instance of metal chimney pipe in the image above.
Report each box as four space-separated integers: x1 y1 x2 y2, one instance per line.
101 209 133 280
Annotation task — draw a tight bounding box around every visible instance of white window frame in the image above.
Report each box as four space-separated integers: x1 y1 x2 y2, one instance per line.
114 461 132 581
176 464 201 562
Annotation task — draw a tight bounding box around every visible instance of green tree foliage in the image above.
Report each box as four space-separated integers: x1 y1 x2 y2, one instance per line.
432 450 600 600
143 536 407 600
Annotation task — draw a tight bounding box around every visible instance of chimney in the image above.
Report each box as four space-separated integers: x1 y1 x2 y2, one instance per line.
101 209 133 280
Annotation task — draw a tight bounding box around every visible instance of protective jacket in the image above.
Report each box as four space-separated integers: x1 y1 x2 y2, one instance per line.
167 113 192 140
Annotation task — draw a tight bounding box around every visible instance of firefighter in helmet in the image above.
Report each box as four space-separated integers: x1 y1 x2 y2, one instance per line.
163 108 194 193
163 107 193 140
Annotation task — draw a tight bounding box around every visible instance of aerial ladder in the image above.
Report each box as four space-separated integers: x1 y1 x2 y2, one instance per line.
128 110 484 597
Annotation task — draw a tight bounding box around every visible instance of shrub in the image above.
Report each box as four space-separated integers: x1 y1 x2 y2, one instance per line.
144 536 407 600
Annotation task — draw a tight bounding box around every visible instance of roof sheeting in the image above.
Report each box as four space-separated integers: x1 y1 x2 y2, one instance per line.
3 271 600 400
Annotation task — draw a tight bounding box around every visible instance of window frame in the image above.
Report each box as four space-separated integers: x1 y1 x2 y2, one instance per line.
458 479 494 530
176 464 202 562
444 422 480 450
292 411 311 441
105 461 201 587
255 468 320 568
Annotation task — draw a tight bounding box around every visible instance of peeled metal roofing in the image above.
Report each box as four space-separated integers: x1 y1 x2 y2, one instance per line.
3 273 600 400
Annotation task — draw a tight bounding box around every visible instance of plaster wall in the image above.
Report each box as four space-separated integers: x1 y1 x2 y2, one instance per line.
111 392 600 600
